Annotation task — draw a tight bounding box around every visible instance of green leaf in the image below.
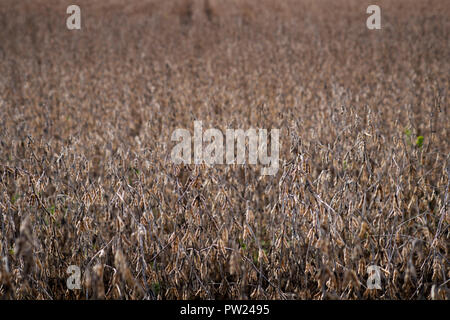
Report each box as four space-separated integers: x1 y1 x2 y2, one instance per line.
404 128 412 138
11 194 19 204
416 136 424 148
152 282 160 296
239 239 247 250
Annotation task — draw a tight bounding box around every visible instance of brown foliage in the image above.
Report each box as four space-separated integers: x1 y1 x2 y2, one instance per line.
0 0 449 299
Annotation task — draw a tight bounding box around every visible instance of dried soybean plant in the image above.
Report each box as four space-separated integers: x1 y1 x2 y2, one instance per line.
0 0 449 300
